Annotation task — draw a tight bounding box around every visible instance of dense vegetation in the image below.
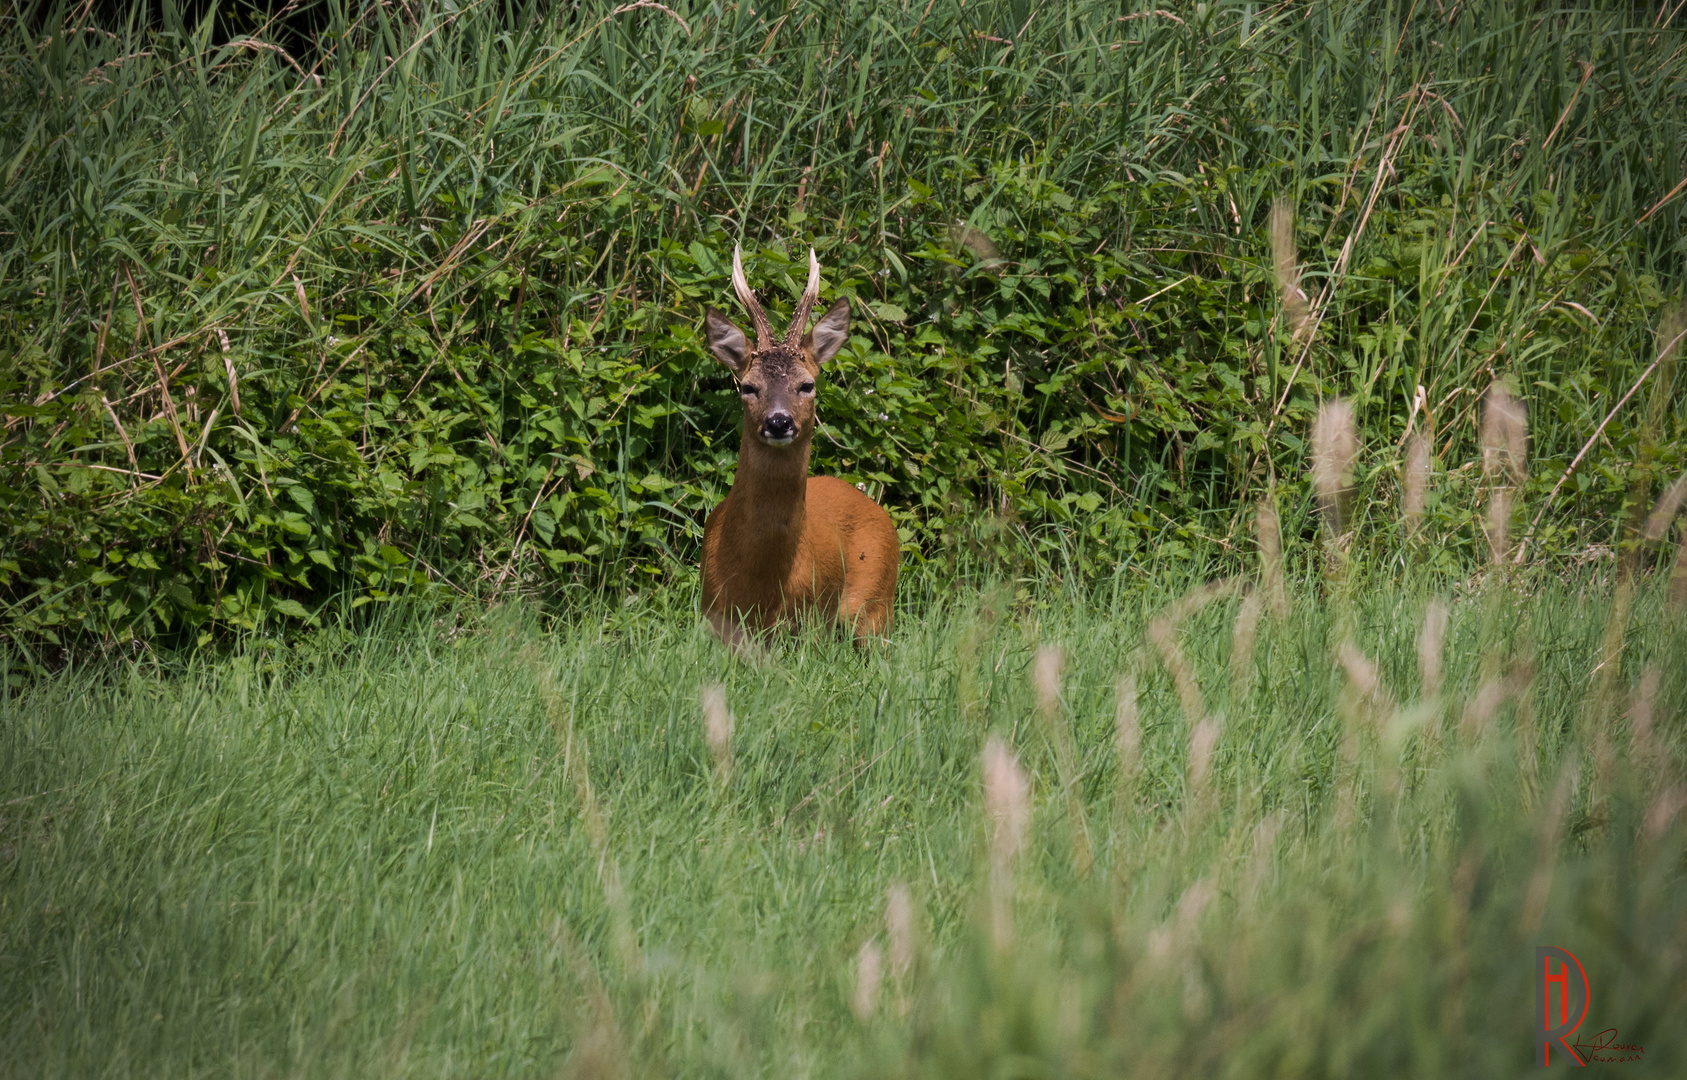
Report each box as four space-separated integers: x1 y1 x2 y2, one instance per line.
4 567 1685 1076
2 0 1685 665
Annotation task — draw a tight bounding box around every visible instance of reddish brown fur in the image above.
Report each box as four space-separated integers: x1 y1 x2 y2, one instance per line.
701 253 899 647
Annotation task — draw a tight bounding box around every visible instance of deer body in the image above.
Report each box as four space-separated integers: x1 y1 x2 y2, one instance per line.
701 248 899 646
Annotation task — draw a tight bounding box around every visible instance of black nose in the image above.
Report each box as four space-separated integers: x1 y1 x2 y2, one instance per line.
761 412 795 439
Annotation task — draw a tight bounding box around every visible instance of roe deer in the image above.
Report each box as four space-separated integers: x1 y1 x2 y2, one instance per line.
700 246 899 647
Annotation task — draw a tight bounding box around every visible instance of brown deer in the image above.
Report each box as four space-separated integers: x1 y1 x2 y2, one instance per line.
700 246 899 648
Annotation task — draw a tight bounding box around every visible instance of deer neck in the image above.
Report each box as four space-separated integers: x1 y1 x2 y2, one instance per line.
727 423 811 548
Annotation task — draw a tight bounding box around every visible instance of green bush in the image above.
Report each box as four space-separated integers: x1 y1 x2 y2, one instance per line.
2 0 1684 665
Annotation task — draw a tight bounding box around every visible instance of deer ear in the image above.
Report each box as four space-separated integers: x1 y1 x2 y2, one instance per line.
704 307 749 374
804 297 851 366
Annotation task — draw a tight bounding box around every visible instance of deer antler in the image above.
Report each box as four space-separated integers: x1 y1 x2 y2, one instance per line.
731 243 772 352
786 248 821 345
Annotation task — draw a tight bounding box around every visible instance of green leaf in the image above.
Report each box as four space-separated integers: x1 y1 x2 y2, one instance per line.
273 599 311 620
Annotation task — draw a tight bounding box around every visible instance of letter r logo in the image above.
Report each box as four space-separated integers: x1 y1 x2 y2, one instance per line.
1536 946 1589 1066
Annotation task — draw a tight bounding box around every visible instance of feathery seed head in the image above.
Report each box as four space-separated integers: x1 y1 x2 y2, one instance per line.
1644 474 1687 543
701 684 733 774
1311 399 1359 534
983 737 1030 865
1187 716 1220 793
1487 486 1514 564
1256 499 1288 618
1270 197 1311 342
851 939 883 1022
1418 599 1449 700
1404 433 1429 536
1033 646 1063 721
1481 383 1527 485
885 884 915 979
1230 593 1262 697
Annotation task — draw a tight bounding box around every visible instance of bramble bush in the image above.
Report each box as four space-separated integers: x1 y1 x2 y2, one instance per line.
1 0 1684 669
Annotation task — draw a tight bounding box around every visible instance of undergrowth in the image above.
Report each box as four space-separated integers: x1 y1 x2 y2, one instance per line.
2 0 1685 665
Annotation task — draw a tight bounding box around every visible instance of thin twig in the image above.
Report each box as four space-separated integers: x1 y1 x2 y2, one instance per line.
1267 89 1424 427
493 464 564 595
1515 321 1687 563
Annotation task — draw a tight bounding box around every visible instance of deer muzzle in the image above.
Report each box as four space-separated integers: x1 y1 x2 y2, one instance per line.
759 411 797 446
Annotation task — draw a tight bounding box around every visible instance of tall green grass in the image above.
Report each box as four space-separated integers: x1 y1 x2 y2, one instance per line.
3 554 1684 1075
3 1 1685 655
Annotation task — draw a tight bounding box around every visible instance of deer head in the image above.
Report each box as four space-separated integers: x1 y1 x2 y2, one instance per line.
704 246 850 449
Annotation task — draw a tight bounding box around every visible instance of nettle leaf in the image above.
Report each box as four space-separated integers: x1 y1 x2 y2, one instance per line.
273 599 312 620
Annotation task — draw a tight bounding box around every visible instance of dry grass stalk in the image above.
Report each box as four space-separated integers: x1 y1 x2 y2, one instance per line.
1486 486 1514 565
1671 533 1687 616
1515 670 1541 799
1590 720 1615 836
1255 499 1289 619
1590 577 1636 737
1147 877 1215 962
1114 674 1141 807
1034 645 1093 876
1660 301 1687 362
1643 473 1687 542
1520 761 1579 937
1337 641 1396 736
1629 667 1661 767
1403 433 1429 538
1643 784 1687 846
1335 641 1389 827
851 939 883 1022
1229 593 1262 702
1459 664 1529 743
1337 641 1381 701
1519 300 1687 563
1186 715 1221 818
1444 842 1479 1039
1417 599 1450 701
885 884 916 980
982 737 1029 951
1270 197 1311 343
1311 399 1359 540
1033 646 1063 720
1148 580 1234 724
1481 383 1527 485
1241 810 1285 905
562 978 631 1080
216 327 241 417
1481 384 1528 563
702 684 733 779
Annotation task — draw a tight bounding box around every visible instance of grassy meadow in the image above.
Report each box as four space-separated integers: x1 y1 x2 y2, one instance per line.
3 557 1686 1077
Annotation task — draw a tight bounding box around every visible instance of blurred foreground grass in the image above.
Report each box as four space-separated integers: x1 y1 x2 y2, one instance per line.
2 567 1685 1077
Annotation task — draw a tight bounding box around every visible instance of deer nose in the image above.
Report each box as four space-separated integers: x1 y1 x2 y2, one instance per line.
760 411 796 442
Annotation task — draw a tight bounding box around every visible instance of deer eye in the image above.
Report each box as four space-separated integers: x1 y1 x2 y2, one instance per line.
798 381 815 395
740 384 760 397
